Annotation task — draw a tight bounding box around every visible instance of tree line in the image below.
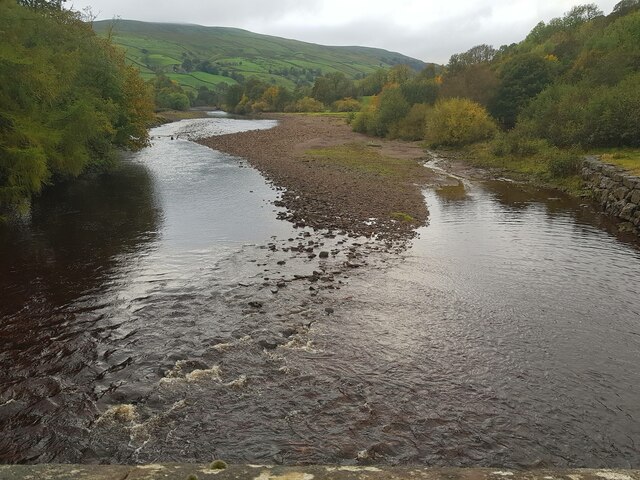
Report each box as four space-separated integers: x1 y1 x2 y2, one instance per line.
349 1 640 179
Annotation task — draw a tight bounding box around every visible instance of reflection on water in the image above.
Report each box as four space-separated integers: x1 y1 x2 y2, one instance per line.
1 121 640 467
0 117 293 463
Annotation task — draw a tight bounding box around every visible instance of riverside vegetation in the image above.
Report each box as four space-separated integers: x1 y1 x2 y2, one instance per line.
3 0 639 220
347 1 640 193
183 0 640 196
0 0 155 219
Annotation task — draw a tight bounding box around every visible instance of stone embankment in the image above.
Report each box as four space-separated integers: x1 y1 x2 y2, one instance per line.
0 465 639 480
582 157 640 234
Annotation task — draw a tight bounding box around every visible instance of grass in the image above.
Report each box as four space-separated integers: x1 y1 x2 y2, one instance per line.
305 143 424 181
464 141 587 195
593 149 640 175
165 72 238 89
93 20 428 91
391 211 416 222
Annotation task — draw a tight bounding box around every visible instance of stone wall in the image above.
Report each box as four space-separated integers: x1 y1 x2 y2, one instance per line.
582 156 640 234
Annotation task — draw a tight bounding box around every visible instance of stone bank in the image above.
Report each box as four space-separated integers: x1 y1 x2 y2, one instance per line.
582 157 640 235
0 465 639 480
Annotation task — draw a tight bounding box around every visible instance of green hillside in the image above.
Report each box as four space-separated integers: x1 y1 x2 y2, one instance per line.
93 20 428 92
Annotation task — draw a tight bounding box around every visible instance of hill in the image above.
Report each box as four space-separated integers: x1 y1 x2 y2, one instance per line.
93 20 428 92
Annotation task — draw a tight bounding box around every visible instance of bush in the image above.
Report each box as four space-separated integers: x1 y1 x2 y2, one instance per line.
518 83 588 147
585 73 640 147
285 96 324 113
388 103 430 140
376 86 410 136
547 149 583 177
351 107 378 135
491 129 550 157
425 98 498 147
332 97 361 112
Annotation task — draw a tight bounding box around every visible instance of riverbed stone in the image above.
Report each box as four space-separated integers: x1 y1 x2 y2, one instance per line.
1 465 639 480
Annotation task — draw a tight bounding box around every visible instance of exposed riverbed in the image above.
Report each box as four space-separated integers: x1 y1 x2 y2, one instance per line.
0 117 639 467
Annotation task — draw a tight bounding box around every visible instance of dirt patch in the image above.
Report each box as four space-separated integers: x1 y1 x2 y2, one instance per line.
197 114 436 241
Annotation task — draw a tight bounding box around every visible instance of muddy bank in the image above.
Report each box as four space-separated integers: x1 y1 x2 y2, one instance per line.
197 114 435 241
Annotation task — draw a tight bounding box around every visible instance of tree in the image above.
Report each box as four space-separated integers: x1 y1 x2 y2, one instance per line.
358 69 388 96
425 98 497 146
447 44 497 73
563 3 603 27
400 78 439 106
387 64 414 84
611 0 640 17
368 86 410 137
440 63 498 107
490 54 558 128
0 0 154 215
311 72 355 105
17 0 66 10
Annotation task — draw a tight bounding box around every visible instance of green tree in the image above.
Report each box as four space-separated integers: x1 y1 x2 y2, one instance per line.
490 54 558 128
447 44 496 74
375 86 411 136
400 78 439 106
357 69 388 96
440 63 498 107
0 0 153 216
311 72 355 105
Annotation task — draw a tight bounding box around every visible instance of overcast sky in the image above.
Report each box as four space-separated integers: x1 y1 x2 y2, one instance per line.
69 0 620 64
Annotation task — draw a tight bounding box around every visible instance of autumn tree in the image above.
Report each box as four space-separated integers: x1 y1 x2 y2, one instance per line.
425 98 498 146
0 0 154 216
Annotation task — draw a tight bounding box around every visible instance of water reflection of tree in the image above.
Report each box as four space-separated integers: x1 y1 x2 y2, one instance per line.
0 161 160 463
483 180 638 245
434 183 469 203
0 162 160 316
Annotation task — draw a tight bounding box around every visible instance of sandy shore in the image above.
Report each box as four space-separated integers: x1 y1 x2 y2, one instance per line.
197 114 435 241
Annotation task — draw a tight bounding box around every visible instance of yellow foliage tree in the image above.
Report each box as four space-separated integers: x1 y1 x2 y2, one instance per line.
425 98 497 146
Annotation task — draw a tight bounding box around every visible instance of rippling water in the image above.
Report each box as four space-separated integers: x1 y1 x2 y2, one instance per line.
1 118 639 466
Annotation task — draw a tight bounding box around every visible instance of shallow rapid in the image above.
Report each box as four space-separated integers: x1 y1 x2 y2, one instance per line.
0 117 638 467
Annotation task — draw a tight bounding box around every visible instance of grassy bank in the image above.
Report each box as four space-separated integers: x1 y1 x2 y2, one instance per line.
305 143 426 182
459 141 585 194
591 149 640 176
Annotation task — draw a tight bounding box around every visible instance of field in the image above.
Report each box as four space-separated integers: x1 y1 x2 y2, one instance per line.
93 20 428 91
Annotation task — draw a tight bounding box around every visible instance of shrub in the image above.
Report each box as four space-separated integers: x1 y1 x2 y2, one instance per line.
491 128 550 157
547 149 583 177
351 107 377 135
286 96 325 113
388 103 430 140
376 86 410 136
425 98 498 147
585 73 640 147
332 97 361 112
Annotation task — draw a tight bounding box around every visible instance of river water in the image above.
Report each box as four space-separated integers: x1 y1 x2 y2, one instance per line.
0 117 639 467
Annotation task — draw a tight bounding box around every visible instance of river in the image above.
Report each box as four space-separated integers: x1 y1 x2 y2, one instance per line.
0 116 639 467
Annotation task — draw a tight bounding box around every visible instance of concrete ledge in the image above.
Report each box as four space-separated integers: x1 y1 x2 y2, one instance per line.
0 465 638 480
